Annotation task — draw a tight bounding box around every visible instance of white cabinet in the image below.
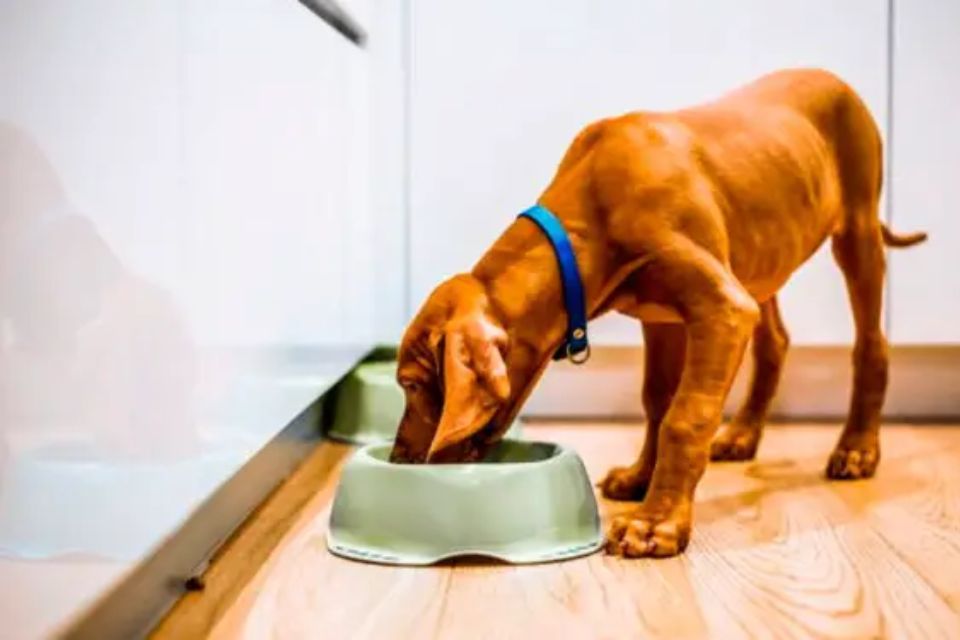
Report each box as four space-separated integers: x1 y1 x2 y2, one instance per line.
181 0 372 347
408 0 889 344
1 0 374 348
889 0 960 343
0 1 375 635
368 0 409 342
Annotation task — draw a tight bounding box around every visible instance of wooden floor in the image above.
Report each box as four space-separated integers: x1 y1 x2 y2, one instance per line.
154 423 960 639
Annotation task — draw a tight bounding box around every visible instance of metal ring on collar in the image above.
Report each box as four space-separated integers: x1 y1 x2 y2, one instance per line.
566 343 591 365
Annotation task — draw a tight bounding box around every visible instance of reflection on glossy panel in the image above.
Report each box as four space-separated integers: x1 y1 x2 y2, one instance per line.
0 1 375 636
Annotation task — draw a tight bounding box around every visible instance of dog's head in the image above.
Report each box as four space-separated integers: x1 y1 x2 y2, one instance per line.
389 274 511 464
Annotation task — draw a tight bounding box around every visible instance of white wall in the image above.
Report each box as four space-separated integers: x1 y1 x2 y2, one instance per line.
407 0 889 345
889 0 960 343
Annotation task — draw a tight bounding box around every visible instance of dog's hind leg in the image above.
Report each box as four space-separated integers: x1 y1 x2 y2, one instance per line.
828 213 888 479
711 295 790 461
599 322 685 501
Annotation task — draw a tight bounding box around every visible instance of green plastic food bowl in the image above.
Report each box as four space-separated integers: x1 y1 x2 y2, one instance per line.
327 440 603 565
327 361 522 444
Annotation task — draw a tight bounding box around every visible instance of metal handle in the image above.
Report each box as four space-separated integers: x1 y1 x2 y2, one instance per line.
296 0 368 47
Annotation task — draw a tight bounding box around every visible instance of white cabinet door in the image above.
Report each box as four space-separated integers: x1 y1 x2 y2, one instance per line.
1 0 372 350
889 0 960 343
368 0 408 342
0 2 373 635
182 0 372 348
409 0 888 344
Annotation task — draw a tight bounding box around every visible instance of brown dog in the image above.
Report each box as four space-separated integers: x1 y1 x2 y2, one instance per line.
390 68 926 558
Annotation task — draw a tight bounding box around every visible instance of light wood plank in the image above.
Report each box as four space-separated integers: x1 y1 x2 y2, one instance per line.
151 441 353 639
155 424 960 640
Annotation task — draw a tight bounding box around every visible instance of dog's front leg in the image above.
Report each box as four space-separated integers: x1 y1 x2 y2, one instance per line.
606 239 758 558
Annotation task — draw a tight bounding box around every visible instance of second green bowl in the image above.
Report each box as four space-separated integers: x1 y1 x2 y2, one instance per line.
327 361 522 444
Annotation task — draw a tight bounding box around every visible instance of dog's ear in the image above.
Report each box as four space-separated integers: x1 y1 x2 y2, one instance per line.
426 313 510 460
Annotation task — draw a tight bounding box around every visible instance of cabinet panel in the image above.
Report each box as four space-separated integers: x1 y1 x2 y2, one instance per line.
0 1 373 635
368 0 408 342
889 0 960 343
183 0 371 347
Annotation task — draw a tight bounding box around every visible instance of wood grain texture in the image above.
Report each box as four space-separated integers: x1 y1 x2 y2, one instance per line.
151 440 353 639
154 424 960 639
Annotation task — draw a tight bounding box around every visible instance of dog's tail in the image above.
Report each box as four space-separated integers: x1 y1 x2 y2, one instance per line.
881 223 928 248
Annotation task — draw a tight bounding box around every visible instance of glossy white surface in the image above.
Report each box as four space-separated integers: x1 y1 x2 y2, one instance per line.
0 346 367 638
369 0 409 340
889 0 960 342
0 0 378 636
408 0 889 345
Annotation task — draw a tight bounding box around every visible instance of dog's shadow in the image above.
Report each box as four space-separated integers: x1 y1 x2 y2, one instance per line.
600 443 939 556
425 442 943 569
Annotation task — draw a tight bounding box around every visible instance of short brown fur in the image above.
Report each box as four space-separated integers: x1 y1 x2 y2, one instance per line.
390 69 926 558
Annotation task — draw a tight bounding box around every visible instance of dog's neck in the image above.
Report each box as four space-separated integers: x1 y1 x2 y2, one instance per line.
470 202 616 431
472 224 600 352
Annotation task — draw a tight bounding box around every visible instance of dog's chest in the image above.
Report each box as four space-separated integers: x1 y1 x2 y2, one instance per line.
607 293 683 324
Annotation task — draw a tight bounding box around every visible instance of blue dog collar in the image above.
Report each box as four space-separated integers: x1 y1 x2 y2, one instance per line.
517 204 591 364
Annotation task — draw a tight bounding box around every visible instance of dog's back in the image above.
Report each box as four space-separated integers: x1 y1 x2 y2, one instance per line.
565 69 884 295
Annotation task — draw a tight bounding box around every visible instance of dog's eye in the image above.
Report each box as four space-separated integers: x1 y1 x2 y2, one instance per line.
400 381 421 393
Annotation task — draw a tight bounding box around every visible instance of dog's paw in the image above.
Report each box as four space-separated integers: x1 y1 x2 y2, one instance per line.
604 506 691 558
598 464 650 501
710 422 761 462
826 444 879 480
